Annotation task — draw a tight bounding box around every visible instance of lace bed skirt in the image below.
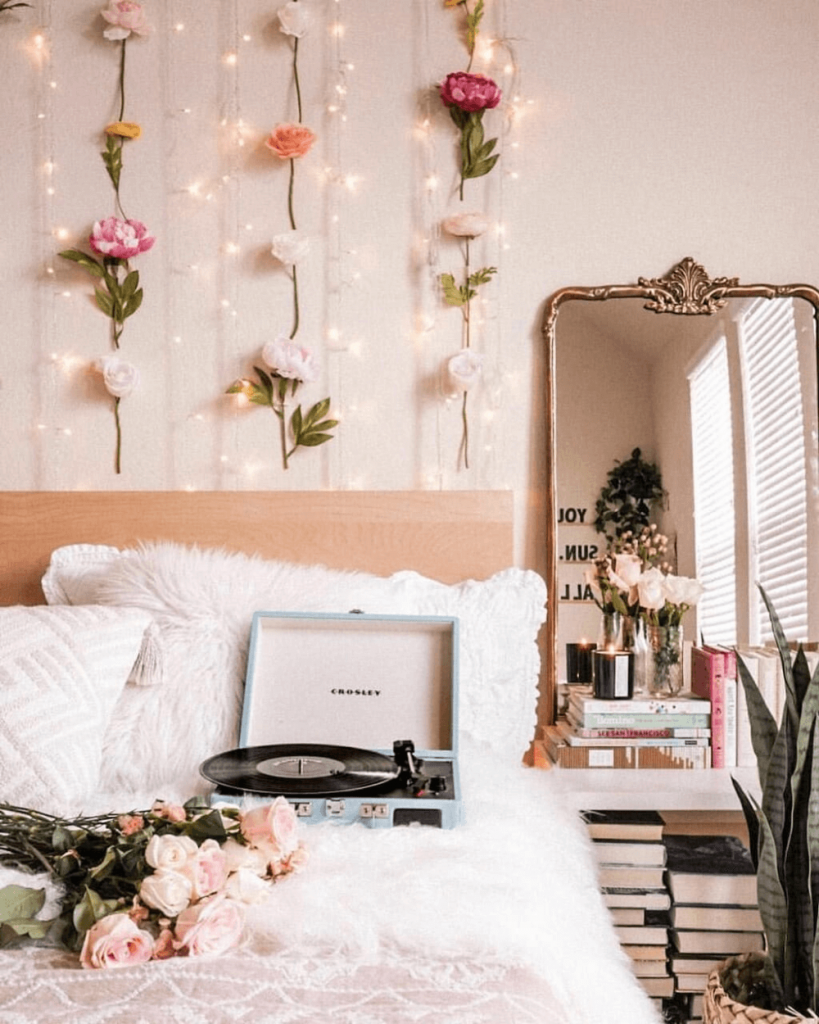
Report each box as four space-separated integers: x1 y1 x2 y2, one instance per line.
0 945 569 1024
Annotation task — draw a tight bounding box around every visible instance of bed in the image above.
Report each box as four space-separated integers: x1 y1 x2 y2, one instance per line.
0 490 658 1024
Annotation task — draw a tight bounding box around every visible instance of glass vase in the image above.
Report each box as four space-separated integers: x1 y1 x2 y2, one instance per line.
628 616 649 694
598 611 625 651
644 624 684 696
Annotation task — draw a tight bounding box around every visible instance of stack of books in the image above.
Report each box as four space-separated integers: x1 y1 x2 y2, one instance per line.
695 641 818 770
586 810 673 1004
539 688 712 769
665 833 762 1010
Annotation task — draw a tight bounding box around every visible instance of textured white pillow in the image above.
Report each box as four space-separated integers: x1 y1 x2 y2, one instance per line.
43 542 546 794
0 605 154 814
41 543 131 605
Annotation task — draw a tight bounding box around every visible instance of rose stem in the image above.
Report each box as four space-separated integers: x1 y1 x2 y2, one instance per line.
113 40 127 218
113 396 122 474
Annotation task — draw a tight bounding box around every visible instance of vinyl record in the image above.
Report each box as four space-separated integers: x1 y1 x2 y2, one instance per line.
200 743 402 796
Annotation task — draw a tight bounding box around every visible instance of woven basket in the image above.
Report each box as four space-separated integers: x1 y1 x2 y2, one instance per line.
704 953 806 1024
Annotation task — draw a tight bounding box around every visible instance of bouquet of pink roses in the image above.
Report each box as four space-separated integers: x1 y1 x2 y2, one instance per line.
0 796 306 969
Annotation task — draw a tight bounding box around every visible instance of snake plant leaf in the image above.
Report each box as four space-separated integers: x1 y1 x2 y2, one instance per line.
810 717 819 1013
785 715 817 1008
760 586 798 730
762 712 795 884
793 647 812 715
737 651 778 792
787 660 819 839
731 775 760 871
753 794 789 998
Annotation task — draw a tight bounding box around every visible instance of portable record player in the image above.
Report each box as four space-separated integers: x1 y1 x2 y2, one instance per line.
201 611 461 828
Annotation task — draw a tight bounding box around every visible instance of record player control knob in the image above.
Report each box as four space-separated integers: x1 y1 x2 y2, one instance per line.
429 775 447 793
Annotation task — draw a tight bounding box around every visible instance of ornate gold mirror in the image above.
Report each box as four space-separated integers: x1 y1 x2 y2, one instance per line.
541 258 819 720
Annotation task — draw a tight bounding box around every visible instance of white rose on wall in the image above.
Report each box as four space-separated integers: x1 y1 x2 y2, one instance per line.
447 349 484 393
277 1 310 38
95 355 140 398
271 230 310 267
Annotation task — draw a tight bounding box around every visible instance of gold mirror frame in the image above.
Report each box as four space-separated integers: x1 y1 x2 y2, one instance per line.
541 257 819 722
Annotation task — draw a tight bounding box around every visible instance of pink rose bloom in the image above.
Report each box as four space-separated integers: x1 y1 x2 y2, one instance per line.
152 928 176 960
221 838 270 876
174 894 245 958
440 72 501 113
101 1 152 40
185 839 229 899
116 813 144 835
262 336 318 383
80 913 154 970
240 797 300 859
151 799 187 823
89 217 155 260
265 123 317 160
442 211 490 239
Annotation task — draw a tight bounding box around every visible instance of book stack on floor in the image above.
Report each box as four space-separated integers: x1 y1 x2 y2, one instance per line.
586 810 674 1005
538 688 712 769
664 833 762 1018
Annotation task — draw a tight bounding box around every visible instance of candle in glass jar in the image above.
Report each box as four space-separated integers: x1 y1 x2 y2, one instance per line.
566 641 594 684
593 647 634 700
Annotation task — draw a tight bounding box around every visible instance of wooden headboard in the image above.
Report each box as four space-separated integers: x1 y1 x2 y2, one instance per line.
0 491 515 606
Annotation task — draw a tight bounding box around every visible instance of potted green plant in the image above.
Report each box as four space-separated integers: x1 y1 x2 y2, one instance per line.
705 589 819 1021
593 447 665 543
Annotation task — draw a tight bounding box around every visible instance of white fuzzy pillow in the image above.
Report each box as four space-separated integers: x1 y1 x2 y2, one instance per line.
42 543 546 795
0 605 153 814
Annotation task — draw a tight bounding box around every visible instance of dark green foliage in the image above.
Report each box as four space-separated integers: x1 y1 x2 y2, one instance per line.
593 448 665 541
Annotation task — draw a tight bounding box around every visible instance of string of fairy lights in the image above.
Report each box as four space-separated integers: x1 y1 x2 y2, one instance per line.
18 0 529 490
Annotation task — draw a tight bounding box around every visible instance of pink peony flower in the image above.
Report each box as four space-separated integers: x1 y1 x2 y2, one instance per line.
174 894 245 958
100 1 152 40
240 797 300 859
80 913 154 970
262 336 318 383
440 72 501 113
89 217 155 260
265 123 317 160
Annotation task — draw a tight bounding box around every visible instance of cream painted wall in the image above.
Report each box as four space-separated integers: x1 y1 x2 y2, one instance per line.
2 0 819 590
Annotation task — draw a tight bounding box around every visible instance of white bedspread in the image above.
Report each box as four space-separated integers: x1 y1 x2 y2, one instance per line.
0 754 659 1024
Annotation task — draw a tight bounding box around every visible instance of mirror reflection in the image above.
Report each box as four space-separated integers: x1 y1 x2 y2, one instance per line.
545 261 819 715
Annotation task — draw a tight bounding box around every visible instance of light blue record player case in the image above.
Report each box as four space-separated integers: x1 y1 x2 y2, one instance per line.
234 611 462 828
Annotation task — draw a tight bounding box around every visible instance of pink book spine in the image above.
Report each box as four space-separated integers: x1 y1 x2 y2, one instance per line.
692 647 726 768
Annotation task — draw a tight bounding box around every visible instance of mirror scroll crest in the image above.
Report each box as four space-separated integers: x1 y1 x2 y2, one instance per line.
637 257 740 315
